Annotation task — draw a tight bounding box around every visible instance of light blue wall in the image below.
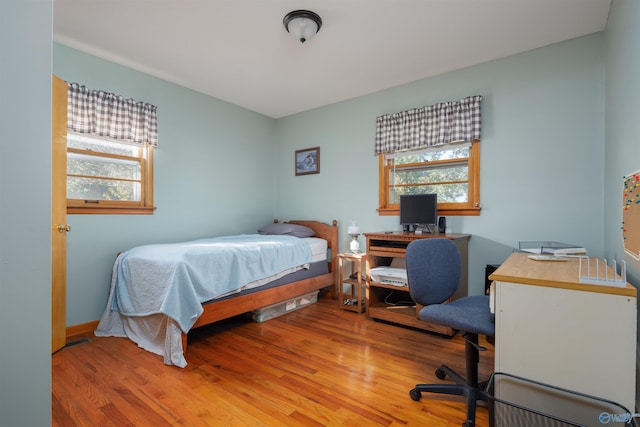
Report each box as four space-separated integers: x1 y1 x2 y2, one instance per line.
54 45 278 326
275 34 605 296
0 1 52 426
603 0 640 410
55 33 607 325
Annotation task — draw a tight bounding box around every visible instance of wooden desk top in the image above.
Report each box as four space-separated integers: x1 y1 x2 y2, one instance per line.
489 253 637 298
364 231 471 240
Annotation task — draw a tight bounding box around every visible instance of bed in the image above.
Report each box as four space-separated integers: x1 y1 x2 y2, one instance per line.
95 219 338 367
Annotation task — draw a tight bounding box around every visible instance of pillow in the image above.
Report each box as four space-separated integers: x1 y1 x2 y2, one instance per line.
258 223 316 238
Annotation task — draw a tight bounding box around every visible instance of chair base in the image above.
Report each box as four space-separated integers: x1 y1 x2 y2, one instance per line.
409 334 490 427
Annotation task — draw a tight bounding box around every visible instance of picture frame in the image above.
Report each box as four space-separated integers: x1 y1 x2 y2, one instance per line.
295 147 320 176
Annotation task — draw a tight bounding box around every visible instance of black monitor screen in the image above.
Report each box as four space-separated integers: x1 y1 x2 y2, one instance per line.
400 194 438 226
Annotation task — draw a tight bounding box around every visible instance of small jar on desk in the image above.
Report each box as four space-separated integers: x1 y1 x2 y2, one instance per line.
337 252 366 313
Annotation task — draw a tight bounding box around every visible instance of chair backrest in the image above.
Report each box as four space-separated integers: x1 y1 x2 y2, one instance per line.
406 238 461 306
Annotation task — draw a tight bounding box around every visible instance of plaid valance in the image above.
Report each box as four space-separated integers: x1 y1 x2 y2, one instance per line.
375 95 482 154
66 82 158 147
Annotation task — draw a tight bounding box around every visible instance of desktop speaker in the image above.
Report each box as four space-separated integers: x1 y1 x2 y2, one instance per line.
438 216 446 233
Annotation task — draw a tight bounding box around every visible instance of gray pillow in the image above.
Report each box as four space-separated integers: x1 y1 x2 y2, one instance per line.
258 223 316 238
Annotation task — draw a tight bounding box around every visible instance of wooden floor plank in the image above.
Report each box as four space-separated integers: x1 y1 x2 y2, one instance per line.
53 292 494 426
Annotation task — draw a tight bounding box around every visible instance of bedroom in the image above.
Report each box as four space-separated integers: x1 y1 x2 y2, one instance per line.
2 0 640 425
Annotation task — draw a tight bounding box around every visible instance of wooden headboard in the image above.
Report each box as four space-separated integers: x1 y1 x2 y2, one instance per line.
277 219 339 274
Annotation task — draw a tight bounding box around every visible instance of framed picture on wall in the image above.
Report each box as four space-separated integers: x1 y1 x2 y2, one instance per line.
295 147 320 176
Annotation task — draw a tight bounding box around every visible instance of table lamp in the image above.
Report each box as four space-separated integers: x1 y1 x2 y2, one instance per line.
347 220 362 253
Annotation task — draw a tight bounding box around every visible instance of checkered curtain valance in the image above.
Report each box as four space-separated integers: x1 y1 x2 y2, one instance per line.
374 95 482 154
66 82 158 147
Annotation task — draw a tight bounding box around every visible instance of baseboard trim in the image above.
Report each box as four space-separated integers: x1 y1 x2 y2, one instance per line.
66 320 99 339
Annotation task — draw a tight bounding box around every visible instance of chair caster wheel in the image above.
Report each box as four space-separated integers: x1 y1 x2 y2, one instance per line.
409 388 422 401
435 367 447 380
462 422 474 427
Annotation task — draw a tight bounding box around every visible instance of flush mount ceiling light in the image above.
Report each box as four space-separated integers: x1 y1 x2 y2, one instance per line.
283 10 322 43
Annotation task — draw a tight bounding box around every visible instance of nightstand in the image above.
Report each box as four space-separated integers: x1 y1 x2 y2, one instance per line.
337 252 366 313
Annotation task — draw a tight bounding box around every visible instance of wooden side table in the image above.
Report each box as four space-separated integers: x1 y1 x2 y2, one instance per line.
337 252 366 313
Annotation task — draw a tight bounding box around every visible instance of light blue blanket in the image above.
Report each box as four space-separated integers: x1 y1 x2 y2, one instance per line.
110 234 312 333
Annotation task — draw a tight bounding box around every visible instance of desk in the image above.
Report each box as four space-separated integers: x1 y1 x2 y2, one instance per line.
490 253 637 411
364 232 470 335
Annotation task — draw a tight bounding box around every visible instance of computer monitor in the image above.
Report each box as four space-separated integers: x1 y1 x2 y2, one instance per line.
400 193 438 233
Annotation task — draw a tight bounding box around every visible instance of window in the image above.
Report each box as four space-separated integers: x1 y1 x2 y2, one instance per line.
65 81 158 214
374 95 482 217
377 140 480 216
67 132 154 214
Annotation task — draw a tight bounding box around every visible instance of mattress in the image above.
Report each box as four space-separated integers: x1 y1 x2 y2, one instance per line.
214 237 327 297
210 260 328 303
305 237 328 263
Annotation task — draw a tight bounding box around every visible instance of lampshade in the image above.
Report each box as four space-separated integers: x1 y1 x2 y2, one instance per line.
347 220 362 253
347 220 360 235
283 10 322 43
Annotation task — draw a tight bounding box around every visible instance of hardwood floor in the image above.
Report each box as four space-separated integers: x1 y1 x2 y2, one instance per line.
52 291 494 426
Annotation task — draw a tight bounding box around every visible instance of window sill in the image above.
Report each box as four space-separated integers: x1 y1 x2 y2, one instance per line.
67 205 156 215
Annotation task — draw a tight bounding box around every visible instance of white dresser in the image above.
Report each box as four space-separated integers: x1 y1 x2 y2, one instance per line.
490 253 637 412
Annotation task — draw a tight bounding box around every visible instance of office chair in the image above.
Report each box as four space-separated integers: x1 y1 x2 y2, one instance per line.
405 238 495 427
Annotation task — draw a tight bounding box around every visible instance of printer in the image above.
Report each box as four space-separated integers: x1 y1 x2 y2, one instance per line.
369 267 408 287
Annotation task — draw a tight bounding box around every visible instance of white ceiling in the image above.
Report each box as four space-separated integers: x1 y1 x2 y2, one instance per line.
53 0 611 119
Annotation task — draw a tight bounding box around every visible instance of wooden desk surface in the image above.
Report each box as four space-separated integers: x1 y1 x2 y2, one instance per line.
364 231 471 240
489 252 637 297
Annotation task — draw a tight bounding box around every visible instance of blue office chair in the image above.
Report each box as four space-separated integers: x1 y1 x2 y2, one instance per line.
405 238 495 427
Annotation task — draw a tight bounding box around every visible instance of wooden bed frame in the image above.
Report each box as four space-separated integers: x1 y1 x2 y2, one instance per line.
182 219 338 351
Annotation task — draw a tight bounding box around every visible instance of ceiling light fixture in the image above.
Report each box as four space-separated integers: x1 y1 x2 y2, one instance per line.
283 10 322 44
